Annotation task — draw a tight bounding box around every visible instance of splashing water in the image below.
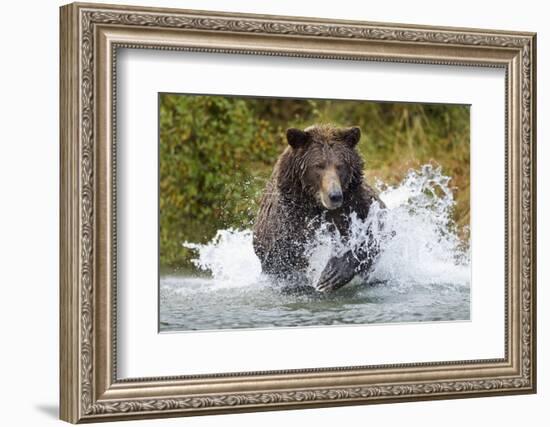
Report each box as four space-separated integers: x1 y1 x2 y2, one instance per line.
370 165 470 288
161 165 470 331
183 230 262 288
182 164 469 290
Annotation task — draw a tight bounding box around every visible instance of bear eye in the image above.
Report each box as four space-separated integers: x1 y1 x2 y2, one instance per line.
314 163 325 170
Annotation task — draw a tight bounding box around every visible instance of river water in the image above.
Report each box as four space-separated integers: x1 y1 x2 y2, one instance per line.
160 165 471 332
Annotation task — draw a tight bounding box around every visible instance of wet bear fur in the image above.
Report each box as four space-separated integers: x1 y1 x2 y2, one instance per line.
252 124 385 292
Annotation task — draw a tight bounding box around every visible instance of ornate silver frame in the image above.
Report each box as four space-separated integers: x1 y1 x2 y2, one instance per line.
60 2 537 423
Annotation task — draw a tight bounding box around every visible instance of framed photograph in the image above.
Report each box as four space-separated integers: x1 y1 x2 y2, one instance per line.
60 2 537 423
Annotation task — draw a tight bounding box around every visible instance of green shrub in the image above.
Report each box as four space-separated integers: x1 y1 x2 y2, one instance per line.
159 95 281 268
159 95 470 270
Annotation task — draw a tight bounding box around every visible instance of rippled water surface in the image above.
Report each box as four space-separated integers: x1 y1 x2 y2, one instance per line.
160 166 471 332
160 275 470 331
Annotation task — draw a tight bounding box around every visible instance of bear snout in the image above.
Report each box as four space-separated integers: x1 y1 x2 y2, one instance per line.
320 179 343 210
318 166 344 210
329 190 343 205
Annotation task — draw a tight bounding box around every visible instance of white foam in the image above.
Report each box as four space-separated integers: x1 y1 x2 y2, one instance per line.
183 229 262 288
183 165 470 290
371 165 470 288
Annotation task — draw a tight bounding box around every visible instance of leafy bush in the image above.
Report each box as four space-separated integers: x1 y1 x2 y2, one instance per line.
159 95 281 268
159 94 470 269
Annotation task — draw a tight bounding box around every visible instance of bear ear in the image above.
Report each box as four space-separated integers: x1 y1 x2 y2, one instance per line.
340 126 361 147
286 128 309 149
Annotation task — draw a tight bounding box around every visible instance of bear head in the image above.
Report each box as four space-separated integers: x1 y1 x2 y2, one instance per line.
278 124 364 210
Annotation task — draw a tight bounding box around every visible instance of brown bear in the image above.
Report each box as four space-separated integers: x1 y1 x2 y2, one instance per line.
253 124 385 293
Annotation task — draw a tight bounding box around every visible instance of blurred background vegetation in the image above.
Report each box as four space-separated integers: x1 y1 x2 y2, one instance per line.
159 94 470 270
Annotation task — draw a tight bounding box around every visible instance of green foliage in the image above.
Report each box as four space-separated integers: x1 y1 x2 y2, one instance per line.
159 95 281 268
159 94 470 269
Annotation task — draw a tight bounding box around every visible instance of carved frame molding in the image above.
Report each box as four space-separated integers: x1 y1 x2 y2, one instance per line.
60 2 536 423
